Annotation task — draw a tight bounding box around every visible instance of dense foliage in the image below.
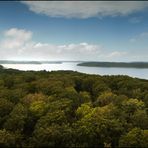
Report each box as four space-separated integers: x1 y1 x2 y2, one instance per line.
0 65 148 147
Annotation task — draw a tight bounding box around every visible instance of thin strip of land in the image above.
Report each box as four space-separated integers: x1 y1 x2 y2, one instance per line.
77 62 148 68
0 60 62 64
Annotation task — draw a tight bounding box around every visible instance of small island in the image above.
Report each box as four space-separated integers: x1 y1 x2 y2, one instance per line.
77 62 148 68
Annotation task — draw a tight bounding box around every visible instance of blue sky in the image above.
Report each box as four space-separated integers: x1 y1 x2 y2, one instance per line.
0 1 148 61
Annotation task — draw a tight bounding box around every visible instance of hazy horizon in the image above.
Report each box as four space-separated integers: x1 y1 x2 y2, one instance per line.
0 60 148 63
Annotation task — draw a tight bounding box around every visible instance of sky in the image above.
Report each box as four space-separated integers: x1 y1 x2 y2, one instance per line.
0 1 148 61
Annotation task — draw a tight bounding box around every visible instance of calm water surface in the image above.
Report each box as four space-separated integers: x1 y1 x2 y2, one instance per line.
2 62 148 80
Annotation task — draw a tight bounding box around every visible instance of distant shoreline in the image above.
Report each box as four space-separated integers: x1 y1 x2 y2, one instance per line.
0 60 85 64
1 60 148 69
77 62 148 69
0 61 63 64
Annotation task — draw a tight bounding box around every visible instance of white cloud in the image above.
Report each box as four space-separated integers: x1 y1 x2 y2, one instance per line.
0 28 136 61
0 28 32 49
19 42 101 60
140 32 148 38
129 17 142 24
0 28 104 60
106 51 127 58
22 1 148 18
130 32 148 43
129 38 136 43
98 51 127 61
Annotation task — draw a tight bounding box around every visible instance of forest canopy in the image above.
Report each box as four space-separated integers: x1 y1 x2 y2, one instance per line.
0 65 148 147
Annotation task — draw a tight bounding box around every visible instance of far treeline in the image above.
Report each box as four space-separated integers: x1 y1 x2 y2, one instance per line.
0 65 148 147
77 61 148 68
0 60 62 64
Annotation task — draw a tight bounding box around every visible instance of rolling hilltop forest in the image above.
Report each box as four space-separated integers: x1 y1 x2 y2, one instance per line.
0 65 148 147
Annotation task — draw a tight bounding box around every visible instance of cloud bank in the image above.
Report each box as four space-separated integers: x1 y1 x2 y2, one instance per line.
0 28 125 61
1 28 32 49
22 1 148 18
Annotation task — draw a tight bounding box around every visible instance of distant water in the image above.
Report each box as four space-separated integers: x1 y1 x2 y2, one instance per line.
2 62 148 80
